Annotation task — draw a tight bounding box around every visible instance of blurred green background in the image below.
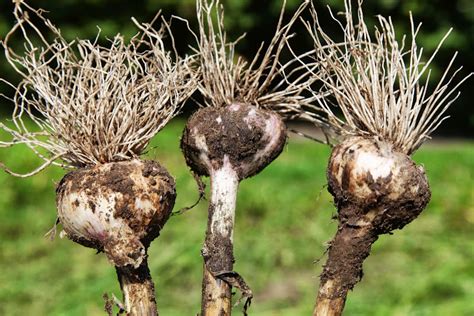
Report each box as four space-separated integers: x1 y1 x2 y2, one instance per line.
0 121 473 315
0 0 473 315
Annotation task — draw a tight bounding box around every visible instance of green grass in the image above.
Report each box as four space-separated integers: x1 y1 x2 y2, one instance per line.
0 120 473 315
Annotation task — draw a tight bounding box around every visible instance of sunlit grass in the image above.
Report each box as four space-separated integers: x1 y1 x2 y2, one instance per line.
0 119 472 315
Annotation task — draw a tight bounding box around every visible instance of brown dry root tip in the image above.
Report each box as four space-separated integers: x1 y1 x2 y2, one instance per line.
201 267 253 315
314 136 431 316
172 172 207 216
56 159 176 315
216 271 253 312
181 103 286 315
103 293 126 315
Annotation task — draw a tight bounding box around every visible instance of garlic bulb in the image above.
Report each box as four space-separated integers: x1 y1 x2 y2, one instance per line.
57 159 176 268
181 103 287 180
327 136 430 233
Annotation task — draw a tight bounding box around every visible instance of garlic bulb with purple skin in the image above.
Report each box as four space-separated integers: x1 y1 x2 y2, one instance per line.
181 103 286 315
293 0 471 313
187 0 312 312
57 159 176 267
0 2 197 314
57 160 176 315
315 136 431 315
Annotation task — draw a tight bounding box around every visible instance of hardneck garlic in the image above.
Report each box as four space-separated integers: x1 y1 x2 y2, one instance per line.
57 160 176 315
181 103 286 315
186 0 314 313
297 0 470 314
0 2 196 315
182 103 287 180
315 136 431 315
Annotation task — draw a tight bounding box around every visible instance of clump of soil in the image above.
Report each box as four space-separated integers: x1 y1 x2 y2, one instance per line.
202 202 235 274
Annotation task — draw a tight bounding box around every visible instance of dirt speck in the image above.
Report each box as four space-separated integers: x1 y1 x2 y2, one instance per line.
88 201 96 213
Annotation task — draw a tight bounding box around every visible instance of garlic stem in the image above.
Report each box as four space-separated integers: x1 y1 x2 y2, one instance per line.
201 156 239 316
116 258 158 316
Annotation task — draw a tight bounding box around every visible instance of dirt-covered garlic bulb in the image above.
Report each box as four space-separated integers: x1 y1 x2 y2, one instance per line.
182 1 315 315
57 160 176 268
181 103 286 181
328 136 431 233
0 2 196 315
294 1 472 315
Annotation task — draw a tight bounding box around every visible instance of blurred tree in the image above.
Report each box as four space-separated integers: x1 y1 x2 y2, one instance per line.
0 0 472 137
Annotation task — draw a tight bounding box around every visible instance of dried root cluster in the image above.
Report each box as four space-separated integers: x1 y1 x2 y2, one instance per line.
301 0 471 154
194 0 317 120
0 2 196 175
